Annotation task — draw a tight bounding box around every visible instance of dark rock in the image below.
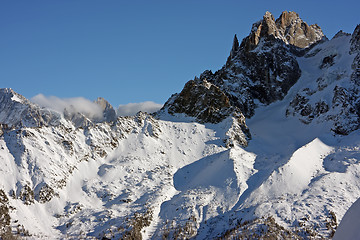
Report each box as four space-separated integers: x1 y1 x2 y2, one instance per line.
300 104 312 117
314 101 329 116
350 24 360 54
221 36 302 116
161 79 251 146
229 34 239 59
18 185 35 205
351 25 360 85
320 54 337 69
35 183 58 204
162 79 233 123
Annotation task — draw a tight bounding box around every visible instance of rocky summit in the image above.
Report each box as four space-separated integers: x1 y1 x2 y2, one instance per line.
162 11 359 135
0 11 360 240
162 11 326 120
244 11 325 50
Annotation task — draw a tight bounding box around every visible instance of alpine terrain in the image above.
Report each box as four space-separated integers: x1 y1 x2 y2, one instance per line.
0 11 359 239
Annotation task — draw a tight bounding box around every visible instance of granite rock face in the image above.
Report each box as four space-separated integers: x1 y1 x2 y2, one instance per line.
242 11 325 51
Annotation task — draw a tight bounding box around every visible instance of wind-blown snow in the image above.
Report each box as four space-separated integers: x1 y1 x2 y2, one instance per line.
31 94 104 119
117 101 163 116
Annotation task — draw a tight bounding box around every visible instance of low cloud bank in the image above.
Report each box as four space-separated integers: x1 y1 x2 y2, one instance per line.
117 101 163 116
31 94 104 119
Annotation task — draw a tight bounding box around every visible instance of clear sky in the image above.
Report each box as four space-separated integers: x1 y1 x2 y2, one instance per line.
1 0 359 108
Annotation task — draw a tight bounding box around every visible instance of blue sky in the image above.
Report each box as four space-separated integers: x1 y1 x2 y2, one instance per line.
1 0 359 108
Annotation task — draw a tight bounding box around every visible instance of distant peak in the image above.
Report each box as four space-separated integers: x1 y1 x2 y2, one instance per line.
94 97 117 122
333 30 351 39
0 88 27 104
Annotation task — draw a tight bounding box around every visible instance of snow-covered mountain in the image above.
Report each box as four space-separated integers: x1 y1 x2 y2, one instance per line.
0 11 359 239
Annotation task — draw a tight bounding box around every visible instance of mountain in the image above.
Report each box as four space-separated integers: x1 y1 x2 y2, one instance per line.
0 11 359 239
162 11 360 136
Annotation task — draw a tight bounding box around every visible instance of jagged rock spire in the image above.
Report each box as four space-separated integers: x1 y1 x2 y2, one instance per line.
230 34 239 58
227 34 240 65
241 11 325 51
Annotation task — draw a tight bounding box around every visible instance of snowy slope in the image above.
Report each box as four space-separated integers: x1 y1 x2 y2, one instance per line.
0 14 359 240
1 82 359 239
333 197 360 240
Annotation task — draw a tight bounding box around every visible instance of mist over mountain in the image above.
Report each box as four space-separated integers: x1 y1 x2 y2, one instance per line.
0 11 359 239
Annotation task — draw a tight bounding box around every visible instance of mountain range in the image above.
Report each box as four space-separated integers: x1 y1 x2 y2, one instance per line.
0 11 359 239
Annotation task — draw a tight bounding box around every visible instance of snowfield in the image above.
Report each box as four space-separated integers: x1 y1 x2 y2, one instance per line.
0 21 359 240
1 99 359 239
333 197 360 240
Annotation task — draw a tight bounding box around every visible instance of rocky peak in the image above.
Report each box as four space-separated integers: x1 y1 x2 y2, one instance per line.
229 34 240 58
163 11 308 122
242 11 325 51
94 97 117 122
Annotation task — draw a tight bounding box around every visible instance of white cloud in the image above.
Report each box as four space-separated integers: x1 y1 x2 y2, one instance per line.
117 101 163 116
31 94 103 119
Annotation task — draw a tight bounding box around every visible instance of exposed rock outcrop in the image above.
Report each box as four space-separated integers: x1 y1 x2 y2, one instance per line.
242 11 325 51
161 79 251 146
351 25 360 86
350 24 360 54
163 79 233 123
